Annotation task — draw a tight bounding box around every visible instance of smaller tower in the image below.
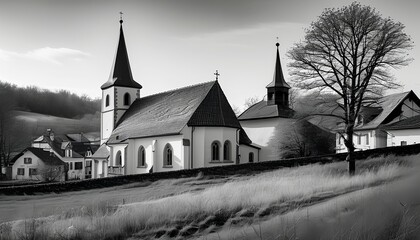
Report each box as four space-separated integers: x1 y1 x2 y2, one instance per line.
100 16 142 144
266 42 290 108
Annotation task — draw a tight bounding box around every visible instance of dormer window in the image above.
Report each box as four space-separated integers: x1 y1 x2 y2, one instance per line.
65 149 72 157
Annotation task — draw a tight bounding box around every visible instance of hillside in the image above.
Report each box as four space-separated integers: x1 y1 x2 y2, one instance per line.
12 110 99 136
1 155 419 239
0 81 100 119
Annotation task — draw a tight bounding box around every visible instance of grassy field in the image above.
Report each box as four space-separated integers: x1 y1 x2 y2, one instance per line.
0 154 418 240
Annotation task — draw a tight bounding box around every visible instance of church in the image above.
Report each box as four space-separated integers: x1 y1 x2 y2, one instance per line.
91 18 260 178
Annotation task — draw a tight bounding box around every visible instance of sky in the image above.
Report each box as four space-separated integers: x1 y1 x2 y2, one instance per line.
1 0 420 112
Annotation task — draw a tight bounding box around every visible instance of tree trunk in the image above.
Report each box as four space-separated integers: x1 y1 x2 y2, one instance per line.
345 119 356 175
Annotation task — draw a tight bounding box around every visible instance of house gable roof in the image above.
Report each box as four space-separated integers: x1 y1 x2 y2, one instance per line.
355 91 419 130
382 114 420 130
238 100 294 121
11 148 65 166
91 144 110 159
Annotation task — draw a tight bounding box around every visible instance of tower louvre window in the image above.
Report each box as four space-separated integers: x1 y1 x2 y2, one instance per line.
124 93 131 105
105 95 110 107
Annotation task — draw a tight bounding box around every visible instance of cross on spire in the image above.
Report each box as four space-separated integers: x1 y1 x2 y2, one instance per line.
119 11 123 24
214 70 220 81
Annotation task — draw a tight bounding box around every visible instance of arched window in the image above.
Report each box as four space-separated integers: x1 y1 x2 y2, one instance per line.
249 152 254 163
163 144 173 166
137 146 145 167
223 140 231 161
211 141 220 161
124 93 131 106
105 95 110 107
115 151 122 166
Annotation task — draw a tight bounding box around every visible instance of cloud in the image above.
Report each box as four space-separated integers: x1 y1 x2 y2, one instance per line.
0 47 90 64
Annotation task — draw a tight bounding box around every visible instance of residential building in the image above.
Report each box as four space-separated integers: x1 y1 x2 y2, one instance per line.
336 91 420 152
10 147 66 182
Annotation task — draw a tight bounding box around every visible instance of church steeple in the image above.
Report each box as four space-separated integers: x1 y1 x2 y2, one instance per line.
100 15 142 144
101 17 142 90
266 42 290 107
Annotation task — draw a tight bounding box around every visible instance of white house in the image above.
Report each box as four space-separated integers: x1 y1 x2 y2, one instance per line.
383 115 420 146
336 91 420 152
11 147 66 182
32 130 98 180
92 18 259 178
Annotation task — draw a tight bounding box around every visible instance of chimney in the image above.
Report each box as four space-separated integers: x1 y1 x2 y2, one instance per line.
49 130 55 141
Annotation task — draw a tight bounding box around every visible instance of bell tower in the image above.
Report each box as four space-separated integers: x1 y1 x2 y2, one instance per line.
266 42 290 108
100 15 142 144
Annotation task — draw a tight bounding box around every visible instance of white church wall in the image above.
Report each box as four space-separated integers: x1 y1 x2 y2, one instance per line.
387 129 420 146
240 118 296 161
125 138 154 174
150 135 184 172
239 145 259 164
192 127 237 168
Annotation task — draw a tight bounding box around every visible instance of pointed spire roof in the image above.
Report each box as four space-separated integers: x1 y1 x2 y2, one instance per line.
266 42 290 89
101 18 142 90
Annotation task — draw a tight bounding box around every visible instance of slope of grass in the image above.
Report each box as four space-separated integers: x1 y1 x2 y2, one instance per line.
208 160 420 240
1 155 416 240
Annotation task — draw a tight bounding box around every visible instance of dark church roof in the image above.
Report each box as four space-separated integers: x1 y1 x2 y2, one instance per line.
101 20 142 90
266 43 290 89
107 81 245 144
238 100 294 121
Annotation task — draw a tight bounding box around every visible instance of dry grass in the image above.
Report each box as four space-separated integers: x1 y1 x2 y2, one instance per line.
1 154 416 240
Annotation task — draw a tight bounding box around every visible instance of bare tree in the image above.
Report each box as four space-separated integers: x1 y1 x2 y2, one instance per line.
38 165 64 182
244 96 260 109
288 3 413 174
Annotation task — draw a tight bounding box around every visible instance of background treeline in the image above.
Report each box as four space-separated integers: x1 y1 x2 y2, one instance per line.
0 81 100 118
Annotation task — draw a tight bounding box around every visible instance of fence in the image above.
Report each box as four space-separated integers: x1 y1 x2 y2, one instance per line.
1 143 420 195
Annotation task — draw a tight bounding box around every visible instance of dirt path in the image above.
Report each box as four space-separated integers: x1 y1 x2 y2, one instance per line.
0 174 248 223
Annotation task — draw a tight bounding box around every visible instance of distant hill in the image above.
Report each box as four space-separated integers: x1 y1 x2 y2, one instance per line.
0 81 101 165
12 110 99 136
0 81 100 119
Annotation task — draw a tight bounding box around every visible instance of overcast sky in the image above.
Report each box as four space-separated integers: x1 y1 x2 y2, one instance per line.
1 0 419 111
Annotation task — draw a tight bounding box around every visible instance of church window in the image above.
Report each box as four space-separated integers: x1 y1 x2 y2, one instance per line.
268 92 273 101
124 93 131 105
249 152 254 163
211 141 220 161
163 144 173 166
138 146 146 167
223 140 231 161
115 151 122 166
105 95 110 107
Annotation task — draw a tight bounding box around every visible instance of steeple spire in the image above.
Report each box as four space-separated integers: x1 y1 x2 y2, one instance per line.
101 15 142 90
266 42 290 89
266 42 291 107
